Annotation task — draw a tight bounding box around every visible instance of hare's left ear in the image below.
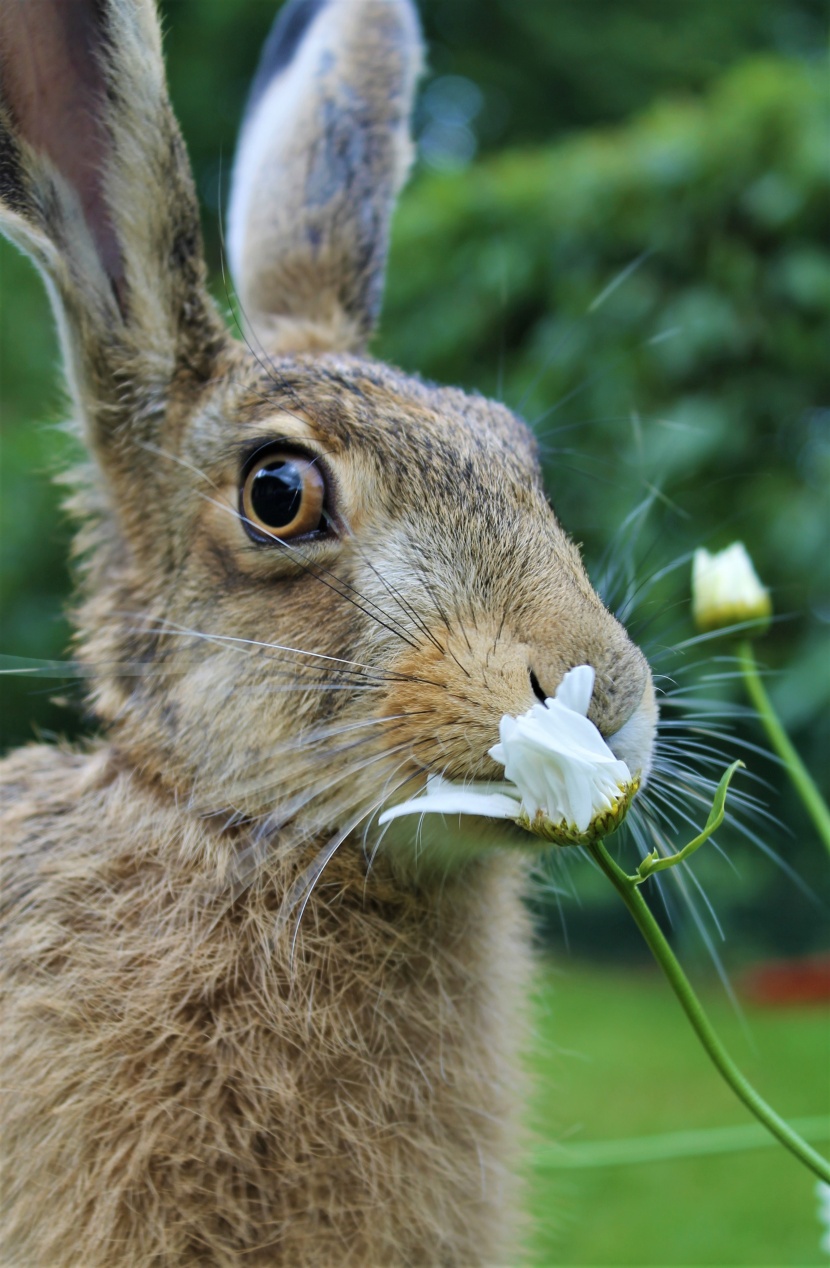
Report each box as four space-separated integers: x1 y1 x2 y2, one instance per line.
227 0 423 355
0 0 226 468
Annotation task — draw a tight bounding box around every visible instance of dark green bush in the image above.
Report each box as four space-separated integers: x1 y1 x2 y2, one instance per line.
415 0 827 144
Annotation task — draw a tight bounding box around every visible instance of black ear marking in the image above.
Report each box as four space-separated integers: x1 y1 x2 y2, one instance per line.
246 0 330 117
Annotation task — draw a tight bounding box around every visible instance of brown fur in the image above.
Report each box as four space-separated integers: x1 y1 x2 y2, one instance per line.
0 2 656 1263
1 743 531 1265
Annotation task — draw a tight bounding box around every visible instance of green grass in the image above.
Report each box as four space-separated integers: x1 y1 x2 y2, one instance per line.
525 962 829 1267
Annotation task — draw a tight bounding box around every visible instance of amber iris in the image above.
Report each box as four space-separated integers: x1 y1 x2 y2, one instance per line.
241 451 326 541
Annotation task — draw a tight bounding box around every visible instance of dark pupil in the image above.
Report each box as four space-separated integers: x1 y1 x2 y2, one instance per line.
250 461 303 528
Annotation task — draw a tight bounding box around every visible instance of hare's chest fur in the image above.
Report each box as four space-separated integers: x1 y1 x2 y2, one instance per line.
0 744 531 1266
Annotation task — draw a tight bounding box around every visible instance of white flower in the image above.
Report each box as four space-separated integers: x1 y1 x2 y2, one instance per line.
692 543 772 634
379 773 522 825
491 665 633 834
378 665 637 847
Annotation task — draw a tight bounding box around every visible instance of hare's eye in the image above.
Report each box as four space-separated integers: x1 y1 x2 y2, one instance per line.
241 451 326 542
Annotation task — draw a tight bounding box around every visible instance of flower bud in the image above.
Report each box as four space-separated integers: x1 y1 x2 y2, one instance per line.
692 543 772 635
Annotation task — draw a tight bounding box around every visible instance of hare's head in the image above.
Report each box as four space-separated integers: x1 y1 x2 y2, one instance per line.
0 0 655 857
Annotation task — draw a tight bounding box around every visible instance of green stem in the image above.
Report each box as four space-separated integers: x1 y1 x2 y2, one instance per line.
587 838 830 1183
737 638 830 857
636 761 743 883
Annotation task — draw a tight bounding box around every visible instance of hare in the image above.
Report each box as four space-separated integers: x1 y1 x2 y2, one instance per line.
0 1 657 1264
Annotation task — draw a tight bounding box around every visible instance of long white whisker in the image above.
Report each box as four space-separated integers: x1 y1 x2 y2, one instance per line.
129 613 415 682
133 440 222 492
281 765 422 968
223 734 432 824
197 490 423 650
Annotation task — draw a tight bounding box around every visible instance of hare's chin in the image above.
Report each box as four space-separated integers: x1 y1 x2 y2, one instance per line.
607 693 658 788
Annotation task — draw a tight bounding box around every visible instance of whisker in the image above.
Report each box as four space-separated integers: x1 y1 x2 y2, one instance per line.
198 489 423 651
133 440 222 492
222 733 423 817
128 613 441 688
279 762 427 967
409 551 473 675
353 542 445 655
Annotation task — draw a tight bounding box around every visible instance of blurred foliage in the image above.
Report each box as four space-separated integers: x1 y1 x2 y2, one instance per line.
418 0 828 157
1 0 828 959
153 0 827 269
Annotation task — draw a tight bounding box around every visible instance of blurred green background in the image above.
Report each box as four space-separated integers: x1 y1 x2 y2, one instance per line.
1 4 828 1262
525 962 829 1266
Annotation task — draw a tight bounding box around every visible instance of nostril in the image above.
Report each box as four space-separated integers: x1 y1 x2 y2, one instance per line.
529 668 548 704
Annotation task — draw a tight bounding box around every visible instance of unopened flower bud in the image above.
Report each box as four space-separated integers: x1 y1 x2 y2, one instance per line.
692 543 772 635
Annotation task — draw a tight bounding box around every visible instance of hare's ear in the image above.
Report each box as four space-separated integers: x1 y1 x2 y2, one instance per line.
227 0 423 355
0 1 225 467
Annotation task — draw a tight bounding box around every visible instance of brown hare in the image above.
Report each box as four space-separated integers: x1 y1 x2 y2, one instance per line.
0 1 656 1263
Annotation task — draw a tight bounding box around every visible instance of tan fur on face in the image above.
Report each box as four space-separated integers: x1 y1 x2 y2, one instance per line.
0 1 656 1263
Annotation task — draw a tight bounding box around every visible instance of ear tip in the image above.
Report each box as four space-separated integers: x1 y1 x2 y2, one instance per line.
245 0 424 121
245 0 330 119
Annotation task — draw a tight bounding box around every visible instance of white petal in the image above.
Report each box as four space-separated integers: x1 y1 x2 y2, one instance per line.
488 672 632 833
379 664 636 845
554 664 595 716
378 775 520 826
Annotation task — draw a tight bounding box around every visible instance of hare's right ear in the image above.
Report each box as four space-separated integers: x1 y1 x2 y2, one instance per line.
227 0 423 355
0 1 225 472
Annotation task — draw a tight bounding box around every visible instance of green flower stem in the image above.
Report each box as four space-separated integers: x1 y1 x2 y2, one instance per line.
737 638 830 857
586 837 830 1184
636 761 743 883
533 1114 829 1171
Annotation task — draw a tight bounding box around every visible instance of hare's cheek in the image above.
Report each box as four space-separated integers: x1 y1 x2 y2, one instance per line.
380 629 538 782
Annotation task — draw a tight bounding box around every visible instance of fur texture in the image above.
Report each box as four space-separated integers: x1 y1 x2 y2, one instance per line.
1 743 531 1265
0 2 657 1263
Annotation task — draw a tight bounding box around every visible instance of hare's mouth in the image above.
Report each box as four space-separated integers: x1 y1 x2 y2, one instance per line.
378 665 647 852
